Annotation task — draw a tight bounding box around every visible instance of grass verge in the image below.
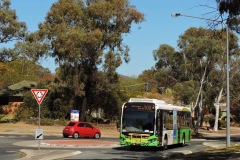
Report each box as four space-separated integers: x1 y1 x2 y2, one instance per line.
169 145 240 159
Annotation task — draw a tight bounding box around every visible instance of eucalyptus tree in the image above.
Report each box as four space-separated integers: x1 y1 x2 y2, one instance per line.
35 0 144 121
0 0 26 44
153 44 184 90
0 0 27 88
179 27 240 131
153 27 239 132
138 69 158 93
216 0 240 33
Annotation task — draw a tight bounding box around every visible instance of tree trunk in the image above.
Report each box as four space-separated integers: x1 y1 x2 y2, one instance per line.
213 88 223 131
191 102 195 129
193 67 207 134
195 92 203 133
80 97 87 121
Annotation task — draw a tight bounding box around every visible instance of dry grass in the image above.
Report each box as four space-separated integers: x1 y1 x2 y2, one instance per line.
168 145 240 159
0 122 119 137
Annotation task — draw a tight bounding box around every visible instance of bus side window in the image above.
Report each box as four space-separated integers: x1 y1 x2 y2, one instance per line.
162 111 167 129
163 110 173 130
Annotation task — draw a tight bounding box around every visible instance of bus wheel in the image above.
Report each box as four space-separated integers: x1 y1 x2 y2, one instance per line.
129 146 135 150
163 135 168 150
182 134 186 146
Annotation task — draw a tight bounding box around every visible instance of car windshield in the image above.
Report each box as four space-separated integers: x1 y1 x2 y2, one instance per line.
122 110 155 133
67 122 76 126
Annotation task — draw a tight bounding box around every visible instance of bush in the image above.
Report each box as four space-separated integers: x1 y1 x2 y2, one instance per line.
25 118 54 126
90 117 111 124
219 120 226 128
165 88 173 96
209 117 215 128
54 118 68 126
25 118 38 125
14 107 34 122
39 118 54 126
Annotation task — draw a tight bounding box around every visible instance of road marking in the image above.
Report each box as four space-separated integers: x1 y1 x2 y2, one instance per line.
6 151 18 153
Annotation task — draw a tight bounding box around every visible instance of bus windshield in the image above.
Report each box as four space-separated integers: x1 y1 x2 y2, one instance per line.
122 110 155 134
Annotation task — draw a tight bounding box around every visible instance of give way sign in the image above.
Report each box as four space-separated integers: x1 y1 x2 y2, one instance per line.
31 89 48 105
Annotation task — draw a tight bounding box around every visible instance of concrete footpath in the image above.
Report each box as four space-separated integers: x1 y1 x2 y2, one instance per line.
3 127 240 160
198 127 240 149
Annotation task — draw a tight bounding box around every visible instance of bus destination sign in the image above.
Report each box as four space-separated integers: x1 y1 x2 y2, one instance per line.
125 103 155 111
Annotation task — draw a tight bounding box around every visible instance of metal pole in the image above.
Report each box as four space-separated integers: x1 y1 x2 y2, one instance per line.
38 104 40 150
226 26 230 147
171 13 231 147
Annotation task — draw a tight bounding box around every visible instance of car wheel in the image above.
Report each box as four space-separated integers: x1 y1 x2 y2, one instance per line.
94 133 100 139
73 132 79 139
63 134 68 138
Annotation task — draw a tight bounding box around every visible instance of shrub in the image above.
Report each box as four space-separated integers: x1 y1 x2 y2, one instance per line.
219 120 226 128
54 118 68 126
165 88 173 96
14 107 34 122
209 116 215 128
40 118 54 126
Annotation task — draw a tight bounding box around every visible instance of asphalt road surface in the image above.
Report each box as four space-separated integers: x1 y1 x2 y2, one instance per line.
0 134 218 160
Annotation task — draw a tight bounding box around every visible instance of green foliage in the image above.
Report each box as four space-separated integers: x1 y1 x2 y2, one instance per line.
0 59 50 89
53 118 69 126
165 88 173 96
173 81 198 105
153 27 240 123
231 115 240 123
208 116 215 128
219 119 226 128
138 69 158 92
0 0 27 44
217 0 240 34
14 108 34 122
120 76 147 98
208 116 227 129
34 0 144 121
39 118 54 126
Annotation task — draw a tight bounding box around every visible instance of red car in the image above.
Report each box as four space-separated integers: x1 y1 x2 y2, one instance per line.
63 121 101 139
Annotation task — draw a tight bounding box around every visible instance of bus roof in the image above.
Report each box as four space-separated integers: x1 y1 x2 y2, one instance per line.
127 98 191 112
156 104 191 112
128 98 166 104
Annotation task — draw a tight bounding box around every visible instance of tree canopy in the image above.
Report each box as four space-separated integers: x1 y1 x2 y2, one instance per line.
33 0 144 120
216 0 240 33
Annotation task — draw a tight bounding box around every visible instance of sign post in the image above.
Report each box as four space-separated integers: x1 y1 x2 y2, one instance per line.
31 89 48 150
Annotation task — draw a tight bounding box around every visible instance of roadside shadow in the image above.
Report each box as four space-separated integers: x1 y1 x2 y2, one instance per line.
112 144 188 152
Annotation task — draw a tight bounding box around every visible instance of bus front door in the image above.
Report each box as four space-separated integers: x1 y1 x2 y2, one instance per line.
157 110 163 146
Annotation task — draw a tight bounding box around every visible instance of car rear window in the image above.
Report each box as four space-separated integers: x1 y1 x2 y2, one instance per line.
67 122 76 126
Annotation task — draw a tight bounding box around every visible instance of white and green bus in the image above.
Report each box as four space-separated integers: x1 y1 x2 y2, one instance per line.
120 98 192 149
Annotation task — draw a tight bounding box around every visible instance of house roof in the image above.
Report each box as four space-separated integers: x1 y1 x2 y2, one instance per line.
0 80 36 96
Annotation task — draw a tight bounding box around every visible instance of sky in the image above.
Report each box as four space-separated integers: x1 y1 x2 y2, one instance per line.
7 0 218 77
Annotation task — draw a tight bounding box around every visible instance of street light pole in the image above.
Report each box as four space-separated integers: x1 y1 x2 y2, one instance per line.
171 13 230 147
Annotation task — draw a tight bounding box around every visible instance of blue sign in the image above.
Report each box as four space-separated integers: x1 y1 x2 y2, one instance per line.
70 110 80 121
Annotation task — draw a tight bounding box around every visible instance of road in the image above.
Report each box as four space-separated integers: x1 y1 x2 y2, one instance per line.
63 139 212 159
0 134 228 160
